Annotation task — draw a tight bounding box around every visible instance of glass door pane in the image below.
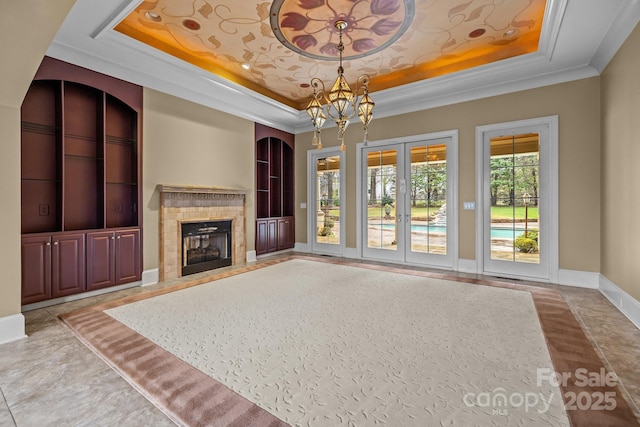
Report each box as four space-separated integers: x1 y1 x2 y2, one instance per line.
315 156 341 246
408 144 447 255
489 134 540 264
366 149 398 251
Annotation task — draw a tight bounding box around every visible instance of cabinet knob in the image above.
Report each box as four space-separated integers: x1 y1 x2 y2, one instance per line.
111 236 115 240
117 235 121 239
45 242 51 246
53 241 58 245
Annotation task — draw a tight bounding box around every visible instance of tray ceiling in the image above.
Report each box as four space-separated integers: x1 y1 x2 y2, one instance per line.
115 0 545 109
47 0 640 133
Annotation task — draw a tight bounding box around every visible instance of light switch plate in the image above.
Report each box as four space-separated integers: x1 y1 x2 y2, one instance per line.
463 202 476 210
300 203 307 209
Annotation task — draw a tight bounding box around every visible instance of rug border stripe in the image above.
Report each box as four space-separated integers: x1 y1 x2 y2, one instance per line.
59 255 639 426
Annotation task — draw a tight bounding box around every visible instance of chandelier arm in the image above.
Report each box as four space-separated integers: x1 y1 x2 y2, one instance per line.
324 103 358 122
355 74 371 95
310 77 326 96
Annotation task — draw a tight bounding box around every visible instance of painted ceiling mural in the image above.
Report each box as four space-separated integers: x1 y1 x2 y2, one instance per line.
115 0 546 109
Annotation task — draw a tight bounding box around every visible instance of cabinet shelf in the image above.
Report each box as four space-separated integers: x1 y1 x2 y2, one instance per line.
22 122 58 135
64 154 102 160
106 181 137 186
255 125 294 255
21 178 60 183
64 133 97 142
106 135 136 145
20 56 142 305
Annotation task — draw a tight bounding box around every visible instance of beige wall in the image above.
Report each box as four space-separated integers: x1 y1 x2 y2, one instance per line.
295 78 602 272
0 0 635 321
0 105 22 318
142 88 255 271
601 23 640 301
0 0 76 319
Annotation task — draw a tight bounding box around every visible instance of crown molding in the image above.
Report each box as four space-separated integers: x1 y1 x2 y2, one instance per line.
49 0 640 135
590 0 640 72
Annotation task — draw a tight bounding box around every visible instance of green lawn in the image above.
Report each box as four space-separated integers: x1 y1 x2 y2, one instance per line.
324 205 538 221
491 206 538 220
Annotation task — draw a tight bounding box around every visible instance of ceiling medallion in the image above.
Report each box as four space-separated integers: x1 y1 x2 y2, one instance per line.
270 0 415 61
272 0 413 150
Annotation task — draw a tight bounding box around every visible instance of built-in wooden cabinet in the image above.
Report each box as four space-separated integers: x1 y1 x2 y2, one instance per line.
86 229 140 291
255 124 294 255
21 233 86 305
20 57 142 305
277 217 294 251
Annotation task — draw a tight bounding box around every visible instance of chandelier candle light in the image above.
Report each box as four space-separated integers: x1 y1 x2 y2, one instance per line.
305 20 375 151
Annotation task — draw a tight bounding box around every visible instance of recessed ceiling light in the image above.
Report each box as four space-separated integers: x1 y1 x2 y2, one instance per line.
504 29 519 38
145 11 162 22
242 63 251 70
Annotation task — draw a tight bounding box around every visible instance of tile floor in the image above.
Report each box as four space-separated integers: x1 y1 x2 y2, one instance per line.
1 254 639 426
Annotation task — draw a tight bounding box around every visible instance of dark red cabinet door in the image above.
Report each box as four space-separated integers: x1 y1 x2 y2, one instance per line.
277 217 294 250
115 229 141 284
86 231 116 290
21 236 52 304
256 220 268 255
51 233 86 298
267 219 278 253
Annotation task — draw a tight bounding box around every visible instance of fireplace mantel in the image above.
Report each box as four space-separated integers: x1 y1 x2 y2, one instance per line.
158 184 248 280
157 184 250 196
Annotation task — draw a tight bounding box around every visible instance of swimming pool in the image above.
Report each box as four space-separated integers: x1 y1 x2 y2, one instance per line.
378 224 530 239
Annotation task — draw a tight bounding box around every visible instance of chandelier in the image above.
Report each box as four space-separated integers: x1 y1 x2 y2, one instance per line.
305 20 375 151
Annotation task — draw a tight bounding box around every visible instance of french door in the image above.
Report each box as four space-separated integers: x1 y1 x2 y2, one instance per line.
308 148 345 256
359 133 457 268
476 117 558 281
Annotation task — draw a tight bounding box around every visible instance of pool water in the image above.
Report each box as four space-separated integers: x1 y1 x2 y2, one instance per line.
378 224 531 239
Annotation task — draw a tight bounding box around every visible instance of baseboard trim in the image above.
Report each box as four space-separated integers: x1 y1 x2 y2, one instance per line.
599 275 640 330
558 269 599 289
0 313 26 345
246 250 257 263
22 281 142 312
293 242 309 253
343 247 358 259
458 259 478 274
141 268 159 287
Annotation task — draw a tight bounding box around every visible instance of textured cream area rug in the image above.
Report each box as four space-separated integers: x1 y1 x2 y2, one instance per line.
105 259 569 426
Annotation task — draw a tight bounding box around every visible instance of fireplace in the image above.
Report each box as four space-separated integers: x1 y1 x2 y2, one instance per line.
181 220 232 276
158 185 248 281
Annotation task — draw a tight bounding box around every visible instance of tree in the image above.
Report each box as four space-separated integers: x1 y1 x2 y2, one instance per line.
410 164 428 206
427 163 446 206
490 158 513 206
369 168 378 203
514 154 539 206
381 166 396 201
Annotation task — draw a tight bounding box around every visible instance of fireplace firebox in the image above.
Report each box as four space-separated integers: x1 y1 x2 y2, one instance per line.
181 220 232 276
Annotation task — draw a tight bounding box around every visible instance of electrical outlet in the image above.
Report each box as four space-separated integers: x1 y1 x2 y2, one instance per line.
39 204 50 216
115 203 123 213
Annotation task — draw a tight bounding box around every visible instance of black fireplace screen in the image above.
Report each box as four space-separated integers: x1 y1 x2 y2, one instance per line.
181 220 232 276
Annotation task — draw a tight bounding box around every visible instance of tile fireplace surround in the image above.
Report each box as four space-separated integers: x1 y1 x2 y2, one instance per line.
158 185 249 281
